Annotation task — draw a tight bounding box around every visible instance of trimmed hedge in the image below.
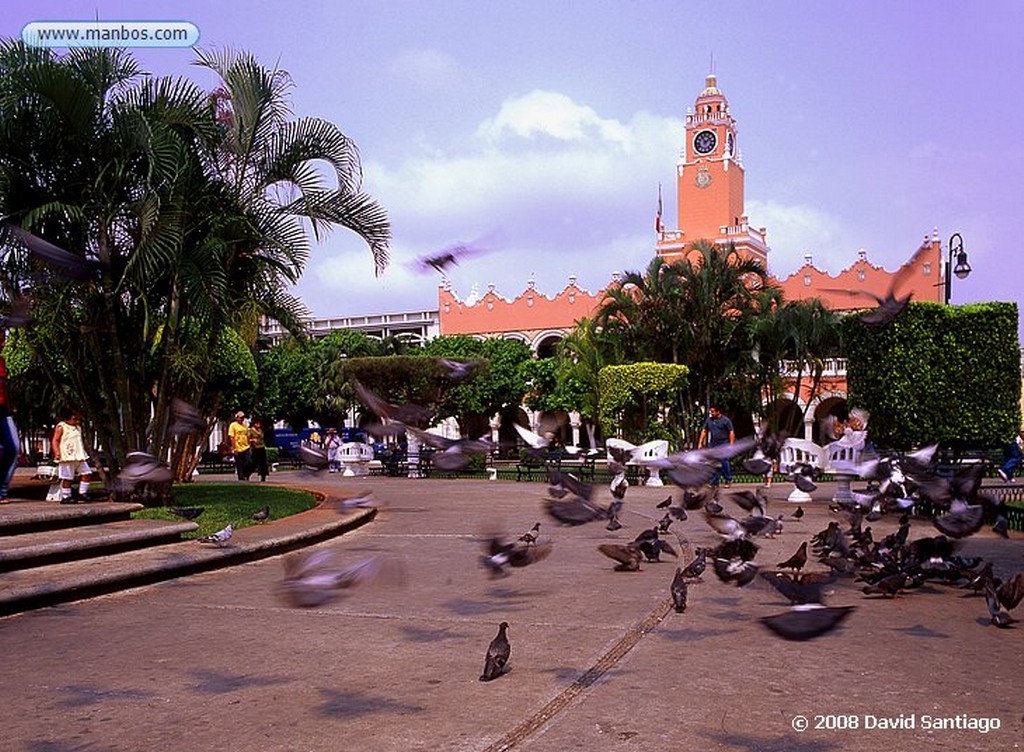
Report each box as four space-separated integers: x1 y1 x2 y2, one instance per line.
842 301 1020 450
598 362 688 442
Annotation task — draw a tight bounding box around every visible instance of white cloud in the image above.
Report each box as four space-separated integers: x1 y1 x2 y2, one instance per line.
476 89 634 147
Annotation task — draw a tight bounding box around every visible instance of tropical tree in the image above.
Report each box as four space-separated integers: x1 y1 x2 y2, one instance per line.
592 242 771 444
0 42 390 494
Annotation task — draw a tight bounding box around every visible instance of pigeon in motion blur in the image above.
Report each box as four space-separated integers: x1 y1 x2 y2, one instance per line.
278 550 399 608
169 506 204 520
822 243 928 326
114 452 173 490
436 358 485 382
167 398 207 436
198 524 233 546
3 223 99 281
597 542 645 572
759 572 855 641
480 621 511 681
480 533 553 578
413 232 503 276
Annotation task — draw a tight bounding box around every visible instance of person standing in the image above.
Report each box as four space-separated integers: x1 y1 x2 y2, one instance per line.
0 332 19 503
325 427 342 473
998 430 1024 482
228 410 252 481
249 419 269 482
697 403 735 488
52 409 91 504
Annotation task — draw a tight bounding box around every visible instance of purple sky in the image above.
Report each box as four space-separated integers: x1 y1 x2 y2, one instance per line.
5 1 1023 336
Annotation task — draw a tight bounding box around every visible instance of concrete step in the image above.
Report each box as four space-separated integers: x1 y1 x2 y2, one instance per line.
0 501 144 536
0 517 199 571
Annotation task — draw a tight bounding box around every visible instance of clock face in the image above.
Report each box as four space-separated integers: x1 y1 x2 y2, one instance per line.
693 129 717 155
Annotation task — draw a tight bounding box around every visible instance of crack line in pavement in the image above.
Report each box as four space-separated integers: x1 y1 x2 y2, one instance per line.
481 596 673 752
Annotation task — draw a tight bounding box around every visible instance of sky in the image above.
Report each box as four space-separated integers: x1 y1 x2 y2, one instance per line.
5 1 1024 330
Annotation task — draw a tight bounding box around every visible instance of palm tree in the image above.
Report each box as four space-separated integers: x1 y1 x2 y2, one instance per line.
0 42 390 490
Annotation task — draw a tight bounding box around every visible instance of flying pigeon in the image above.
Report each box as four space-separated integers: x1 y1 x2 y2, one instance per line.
167 398 207 436
3 223 99 280
278 551 398 608
198 524 233 546
480 622 511 681
169 506 204 520
758 571 855 640
114 452 173 490
413 232 503 276
436 358 485 382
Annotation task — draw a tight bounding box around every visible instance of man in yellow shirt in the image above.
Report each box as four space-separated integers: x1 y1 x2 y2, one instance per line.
228 411 252 481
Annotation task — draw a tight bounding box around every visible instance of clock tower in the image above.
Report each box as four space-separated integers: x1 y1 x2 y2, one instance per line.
657 75 769 265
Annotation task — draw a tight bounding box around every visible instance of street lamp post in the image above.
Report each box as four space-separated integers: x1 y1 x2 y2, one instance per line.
944 233 971 305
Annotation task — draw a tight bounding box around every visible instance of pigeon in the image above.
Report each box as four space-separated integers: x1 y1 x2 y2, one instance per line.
298 444 329 471
543 494 608 526
710 538 760 586
278 551 398 608
413 233 502 276
671 569 689 613
480 534 553 578
985 584 1014 628
114 452 173 489
351 379 433 425
598 542 644 571
679 548 707 582
792 505 804 519
480 621 511 681
518 522 541 545
996 572 1024 611
651 438 757 489
436 358 485 382
251 504 270 523
932 498 985 539
777 541 808 572
169 506 204 520
656 495 673 509
657 512 674 534
861 573 913 598
605 501 624 532
406 426 494 471
758 571 855 640
336 491 382 511
167 398 207 436
760 605 856 641
822 244 928 326
3 223 99 280
198 524 233 546
546 466 594 501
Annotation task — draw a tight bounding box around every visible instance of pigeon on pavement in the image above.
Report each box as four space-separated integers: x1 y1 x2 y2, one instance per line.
480 622 511 681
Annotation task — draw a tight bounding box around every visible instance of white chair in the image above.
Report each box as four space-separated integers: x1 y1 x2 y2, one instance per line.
635 440 669 486
339 442 375 477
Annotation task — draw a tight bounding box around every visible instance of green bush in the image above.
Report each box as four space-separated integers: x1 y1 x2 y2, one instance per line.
842 301 1020 449
598 362 688 443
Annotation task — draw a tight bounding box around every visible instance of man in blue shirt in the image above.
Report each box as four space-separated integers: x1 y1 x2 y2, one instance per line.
698 403 735 487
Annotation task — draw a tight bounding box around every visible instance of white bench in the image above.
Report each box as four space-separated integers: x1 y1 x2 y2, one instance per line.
778 438 826 475
825 432 867 505
606 438 669 486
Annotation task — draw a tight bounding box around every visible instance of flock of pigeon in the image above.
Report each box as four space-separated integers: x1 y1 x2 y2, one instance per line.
99 347 1021 681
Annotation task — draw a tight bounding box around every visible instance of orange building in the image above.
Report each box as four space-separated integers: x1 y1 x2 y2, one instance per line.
436 73 949 440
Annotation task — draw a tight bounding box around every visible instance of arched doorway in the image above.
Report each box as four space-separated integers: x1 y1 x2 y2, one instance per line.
812 395 849 444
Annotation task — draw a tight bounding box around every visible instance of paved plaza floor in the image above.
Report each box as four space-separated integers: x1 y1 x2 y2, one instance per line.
1 474 1021 751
